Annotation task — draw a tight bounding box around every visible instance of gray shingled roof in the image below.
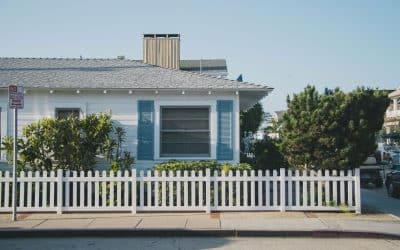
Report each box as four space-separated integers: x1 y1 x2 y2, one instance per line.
0 58 271 91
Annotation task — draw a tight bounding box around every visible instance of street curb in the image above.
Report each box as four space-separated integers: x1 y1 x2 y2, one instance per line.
0 229 399 239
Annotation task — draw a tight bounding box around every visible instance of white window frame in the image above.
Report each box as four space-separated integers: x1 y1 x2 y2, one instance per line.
154 100 217 160
54 107 82 119
159 106 211 158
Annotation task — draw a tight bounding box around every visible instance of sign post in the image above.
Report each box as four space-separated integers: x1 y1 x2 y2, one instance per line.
8 85 24 221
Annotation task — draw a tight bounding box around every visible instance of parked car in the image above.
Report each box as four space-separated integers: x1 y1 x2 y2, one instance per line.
385 165 400 198
360 166 383 188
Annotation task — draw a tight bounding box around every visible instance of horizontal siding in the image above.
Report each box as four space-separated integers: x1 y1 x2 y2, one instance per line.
0 92 238 169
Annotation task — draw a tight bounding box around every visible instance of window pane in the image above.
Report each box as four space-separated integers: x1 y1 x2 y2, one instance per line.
161 132 209 143
162 108 209 120
56 109 80 119
161 143 210 156
162 120 209 130
160 107 210 157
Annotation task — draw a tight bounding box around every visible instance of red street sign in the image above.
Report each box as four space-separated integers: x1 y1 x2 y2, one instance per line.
8 85 24 109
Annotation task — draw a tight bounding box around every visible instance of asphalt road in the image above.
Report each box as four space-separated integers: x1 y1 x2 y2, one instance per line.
1 237 400 250
361 187 400 217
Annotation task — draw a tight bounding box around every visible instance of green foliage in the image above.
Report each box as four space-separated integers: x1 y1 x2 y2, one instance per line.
107 126 134 172
153 160 252 173
281 85 390 170
252 137 288 170
1 112 134 172
240 102 263 136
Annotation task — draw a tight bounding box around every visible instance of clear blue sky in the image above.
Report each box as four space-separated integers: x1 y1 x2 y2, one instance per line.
1 0 399 112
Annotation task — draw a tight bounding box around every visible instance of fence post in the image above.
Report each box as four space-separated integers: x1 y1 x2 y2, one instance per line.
131 169 137 214
57 169 63 214
280 168 286 212
354 168 361 214
205 169 211 213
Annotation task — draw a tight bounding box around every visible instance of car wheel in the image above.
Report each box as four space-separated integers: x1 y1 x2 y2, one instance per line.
387 183 394 197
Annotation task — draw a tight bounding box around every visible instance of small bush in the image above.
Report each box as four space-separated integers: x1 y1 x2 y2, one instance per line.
152 160 252 174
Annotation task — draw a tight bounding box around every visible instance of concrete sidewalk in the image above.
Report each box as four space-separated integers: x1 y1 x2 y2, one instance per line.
0 211 399 238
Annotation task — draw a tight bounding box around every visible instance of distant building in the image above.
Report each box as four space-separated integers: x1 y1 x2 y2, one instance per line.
267 110 286 140
255 112 273 140
384 88 399 133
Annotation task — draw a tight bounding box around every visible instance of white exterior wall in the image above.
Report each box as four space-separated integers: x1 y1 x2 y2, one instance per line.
0 89 240 170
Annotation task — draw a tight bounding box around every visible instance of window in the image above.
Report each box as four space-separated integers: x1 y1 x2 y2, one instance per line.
160 107 210 157
55 108 80 119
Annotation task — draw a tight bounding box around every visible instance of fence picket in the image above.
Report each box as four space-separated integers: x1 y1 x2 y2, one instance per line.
221 171 226 207
236 170 241 207
243 170 248 207
94 171 99 208
273 170 277 207
257 170 262 207
19 171 25 208
265 170 270 207
154 171 159 207
101 171 107 207
42 171 48 208
325 170 330 206
288 170 292 207
5 172 10 208
117 171 122 208
34 171 40 208
49 171 54 208
162 171 167 207
88 171 93 207
310 170 315 207
302 170 307 207
80 171 85 208
332 170 338 206
65 171 70 208
147 170 152 207
228 171 233 207
317 170 322 207
190 170 195 207
295 170 300 207
169 170 174 207
340 170 345 205
73 171 78 208
347 170 353 207
198 171 203 207
109 171 114 207
139 170 144 208
176 170 181 207
213 170 218 207
250 170 255 208
183 171 188 207
124 170 129 207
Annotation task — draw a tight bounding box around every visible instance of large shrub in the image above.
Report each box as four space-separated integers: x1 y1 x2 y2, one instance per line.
2 113 134 171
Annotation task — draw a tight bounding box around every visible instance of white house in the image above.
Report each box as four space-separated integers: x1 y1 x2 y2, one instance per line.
0 35 273 169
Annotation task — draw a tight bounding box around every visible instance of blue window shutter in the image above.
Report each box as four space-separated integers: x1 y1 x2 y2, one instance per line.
137 100 154 160
217 100 234 160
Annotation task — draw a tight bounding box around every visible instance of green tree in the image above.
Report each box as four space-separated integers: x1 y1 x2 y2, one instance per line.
240 102 263 137
252 137 288 170
281 85 389 170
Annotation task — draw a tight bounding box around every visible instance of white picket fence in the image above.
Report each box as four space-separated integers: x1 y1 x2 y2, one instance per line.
0 168 361 214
